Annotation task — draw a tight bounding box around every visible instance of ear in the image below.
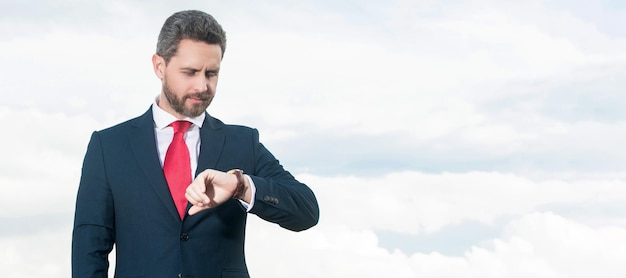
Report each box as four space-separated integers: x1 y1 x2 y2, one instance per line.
152 54 166 79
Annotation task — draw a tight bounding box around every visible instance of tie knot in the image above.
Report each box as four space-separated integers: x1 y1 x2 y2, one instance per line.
170 120 192 134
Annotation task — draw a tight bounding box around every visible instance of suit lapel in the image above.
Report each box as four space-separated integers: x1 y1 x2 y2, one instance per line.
130 108 181 221
195 113 225 176
183 113 225 220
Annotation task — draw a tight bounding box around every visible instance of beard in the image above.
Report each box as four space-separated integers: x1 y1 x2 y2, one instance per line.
162 79 213 118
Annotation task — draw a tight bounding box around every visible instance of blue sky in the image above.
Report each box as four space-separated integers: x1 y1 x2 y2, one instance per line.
1 0 626 277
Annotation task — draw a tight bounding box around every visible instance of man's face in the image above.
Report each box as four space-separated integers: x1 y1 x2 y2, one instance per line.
153 39 222 118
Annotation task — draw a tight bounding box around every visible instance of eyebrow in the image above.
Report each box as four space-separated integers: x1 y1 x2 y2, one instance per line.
180 67 220 72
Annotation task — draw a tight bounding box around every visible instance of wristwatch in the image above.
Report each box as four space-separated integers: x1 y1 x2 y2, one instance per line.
227 169 245 199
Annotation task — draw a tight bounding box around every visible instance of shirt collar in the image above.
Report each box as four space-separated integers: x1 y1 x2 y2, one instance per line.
152 96 206 130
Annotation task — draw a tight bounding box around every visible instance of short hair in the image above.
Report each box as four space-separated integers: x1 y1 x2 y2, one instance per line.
156 10 227 63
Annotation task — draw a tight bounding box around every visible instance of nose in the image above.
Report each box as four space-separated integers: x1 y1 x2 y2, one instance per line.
193 75 208 92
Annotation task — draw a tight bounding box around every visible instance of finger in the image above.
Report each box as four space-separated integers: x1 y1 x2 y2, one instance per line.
188 205 204 216
186 179 210 203
185 184 202 201
191 178 207 193
185 185 211 206
194 173 214 204
185 192 205 207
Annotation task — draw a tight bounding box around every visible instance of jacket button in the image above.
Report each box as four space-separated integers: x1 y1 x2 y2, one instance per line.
178 273 182 278
180 233 189 241
264 195 280 205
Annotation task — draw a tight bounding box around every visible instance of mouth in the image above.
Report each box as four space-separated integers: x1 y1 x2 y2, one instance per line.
188 97 204 103
186 93 211 103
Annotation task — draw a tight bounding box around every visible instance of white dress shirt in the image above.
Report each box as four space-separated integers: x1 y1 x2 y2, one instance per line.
152 98 255 211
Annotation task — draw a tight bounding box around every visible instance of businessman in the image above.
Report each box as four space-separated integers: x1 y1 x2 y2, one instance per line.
72 10 319 278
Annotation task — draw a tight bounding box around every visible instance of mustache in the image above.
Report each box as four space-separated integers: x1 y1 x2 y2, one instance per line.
184 92 212 101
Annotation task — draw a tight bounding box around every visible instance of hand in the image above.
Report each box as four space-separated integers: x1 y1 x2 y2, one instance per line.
185 169 239 215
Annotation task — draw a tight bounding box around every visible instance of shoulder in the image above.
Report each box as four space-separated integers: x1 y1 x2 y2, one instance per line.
206 114 257 133
205 114 260 141
94 108 152 138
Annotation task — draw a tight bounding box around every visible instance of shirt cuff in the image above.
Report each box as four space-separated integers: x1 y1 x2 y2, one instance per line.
237 175 256 212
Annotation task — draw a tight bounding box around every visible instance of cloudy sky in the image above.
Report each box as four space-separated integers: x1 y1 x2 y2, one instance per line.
2 0 626 277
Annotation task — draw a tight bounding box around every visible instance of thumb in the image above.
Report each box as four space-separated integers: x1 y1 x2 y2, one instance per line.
188 205 203 216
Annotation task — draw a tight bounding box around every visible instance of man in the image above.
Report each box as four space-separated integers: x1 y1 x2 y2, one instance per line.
72 10 319 278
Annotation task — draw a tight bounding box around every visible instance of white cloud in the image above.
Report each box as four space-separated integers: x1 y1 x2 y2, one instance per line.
0 106 95 217
3 0 626 176
244 210 626 278
2 1 626 277
498 212 626 277
6 208 624 278
246 221 416 277
457 212 626 278
208 2 626 176
298 171 626 234
0 226 72 278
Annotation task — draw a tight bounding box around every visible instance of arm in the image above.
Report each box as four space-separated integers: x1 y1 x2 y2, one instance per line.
247 131 319 232
72 132 115 277
185 128 319 231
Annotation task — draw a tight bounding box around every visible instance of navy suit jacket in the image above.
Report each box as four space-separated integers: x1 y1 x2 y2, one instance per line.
72 107 319 278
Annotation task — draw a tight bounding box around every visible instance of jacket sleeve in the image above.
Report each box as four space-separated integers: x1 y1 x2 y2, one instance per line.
247 129 320 231
72 131 114 278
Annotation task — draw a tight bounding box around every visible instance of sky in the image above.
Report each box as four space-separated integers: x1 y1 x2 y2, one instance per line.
1 0 626 277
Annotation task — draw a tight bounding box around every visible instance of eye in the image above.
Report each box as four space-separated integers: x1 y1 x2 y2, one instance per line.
206 71 218 78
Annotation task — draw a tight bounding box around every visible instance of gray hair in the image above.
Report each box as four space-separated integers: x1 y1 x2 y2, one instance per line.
156 10 227 63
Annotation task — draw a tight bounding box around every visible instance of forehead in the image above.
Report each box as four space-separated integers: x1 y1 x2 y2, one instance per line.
170 39 222 67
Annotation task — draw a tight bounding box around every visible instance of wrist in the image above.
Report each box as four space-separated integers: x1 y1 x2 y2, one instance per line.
227 169 246 199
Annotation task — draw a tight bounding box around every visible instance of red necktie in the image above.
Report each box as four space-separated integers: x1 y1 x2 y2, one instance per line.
163 120 192 219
